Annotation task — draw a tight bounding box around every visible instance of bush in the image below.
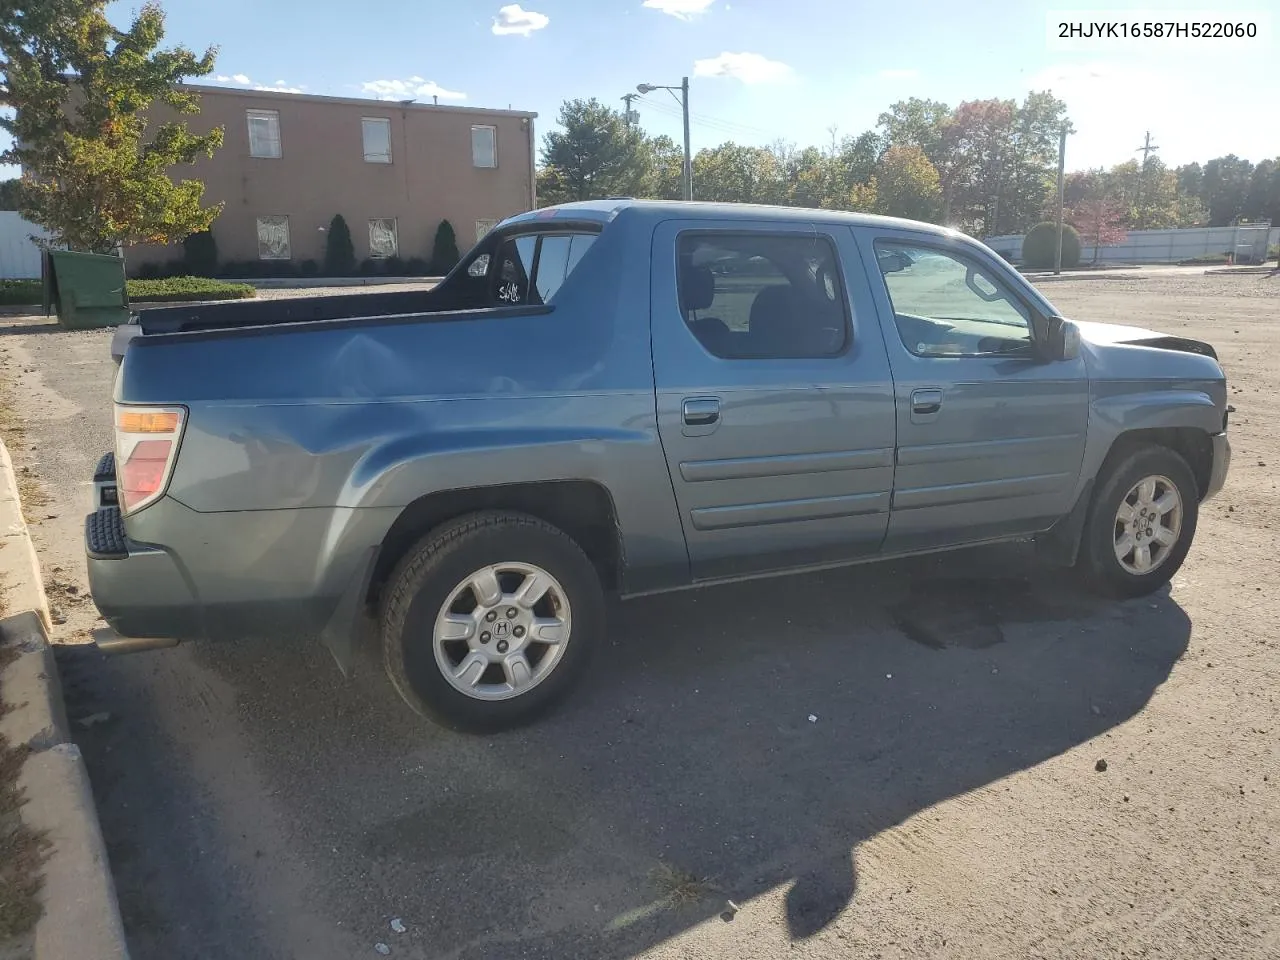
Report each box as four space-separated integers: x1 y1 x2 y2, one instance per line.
1022 222 1081 269
182 229 218 276
127 276 255 302
429 219 460 275
137 262 162 279
404 257 430 276
383 255 406 276
357 258 380 276
300 259 319 277
0 279 40 305
324 214 356 276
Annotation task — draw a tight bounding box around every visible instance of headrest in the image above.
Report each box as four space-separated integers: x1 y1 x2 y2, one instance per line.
680 264 715 312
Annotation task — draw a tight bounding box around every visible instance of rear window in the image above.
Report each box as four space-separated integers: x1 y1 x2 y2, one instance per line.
490 232 597 306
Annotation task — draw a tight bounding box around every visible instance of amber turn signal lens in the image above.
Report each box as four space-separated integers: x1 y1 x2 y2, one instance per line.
117 410 182 434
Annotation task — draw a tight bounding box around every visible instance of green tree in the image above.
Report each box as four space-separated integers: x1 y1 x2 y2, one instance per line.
1244 158 1279 223
323 214 355 276
877 97 951 168
1200 155 1253 226
874 145 941 221
641 134 684 200
539 98 649 203
430 219 460 274
692 142 782 204
996 91 1070 235
1 1 224 252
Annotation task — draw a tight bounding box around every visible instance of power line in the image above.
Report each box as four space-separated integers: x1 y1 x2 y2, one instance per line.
636 96 780 141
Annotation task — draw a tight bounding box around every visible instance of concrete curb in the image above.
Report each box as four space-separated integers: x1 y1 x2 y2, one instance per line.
0 437 131 960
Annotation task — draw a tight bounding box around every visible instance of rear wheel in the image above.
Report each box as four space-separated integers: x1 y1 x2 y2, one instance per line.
1077 444 1199 598
381 512 604 733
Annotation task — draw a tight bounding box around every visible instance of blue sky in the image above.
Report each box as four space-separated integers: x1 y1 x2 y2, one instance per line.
4 0 1276 175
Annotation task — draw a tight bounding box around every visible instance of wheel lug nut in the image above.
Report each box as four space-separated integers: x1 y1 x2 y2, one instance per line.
506 607 518 619
513 625 525 638
485 610 497 622
480 632 491 643
496 639 509 654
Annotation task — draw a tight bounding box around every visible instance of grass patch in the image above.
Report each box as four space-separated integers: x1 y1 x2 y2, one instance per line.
0 276 254 307
0 643 50 944
1178 253 1231 265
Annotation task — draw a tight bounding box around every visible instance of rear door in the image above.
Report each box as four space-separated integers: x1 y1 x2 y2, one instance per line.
854 228 1088 553
651 218 896 580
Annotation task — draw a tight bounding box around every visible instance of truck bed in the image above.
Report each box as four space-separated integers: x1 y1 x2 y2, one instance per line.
136 287 448 335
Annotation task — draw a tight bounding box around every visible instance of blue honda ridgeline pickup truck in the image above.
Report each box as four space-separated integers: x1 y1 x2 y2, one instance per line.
87 201 1231 731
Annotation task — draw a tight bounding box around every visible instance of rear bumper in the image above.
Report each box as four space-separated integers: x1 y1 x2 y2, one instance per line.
84 453 397 643
1203 431 1231 501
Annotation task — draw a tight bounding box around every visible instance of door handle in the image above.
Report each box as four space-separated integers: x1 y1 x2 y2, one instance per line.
911 388 943 416
682 397 720 426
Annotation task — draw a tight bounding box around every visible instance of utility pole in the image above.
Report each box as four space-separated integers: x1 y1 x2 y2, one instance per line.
1054 124 1068 275
1133 131 1159 229
620 93 638 130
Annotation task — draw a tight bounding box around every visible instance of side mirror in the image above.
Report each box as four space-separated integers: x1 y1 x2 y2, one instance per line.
1044 316 1081 361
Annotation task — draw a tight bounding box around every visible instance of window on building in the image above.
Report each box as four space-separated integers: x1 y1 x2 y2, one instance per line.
676 232 850 359
368 218 398 259
362 117 392 163
257 216 291 259
247 110 281 159
475 219 499 243
472 125 497 168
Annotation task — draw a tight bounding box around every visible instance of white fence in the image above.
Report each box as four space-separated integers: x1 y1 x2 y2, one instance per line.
986 224 1280 265
0 212 52 279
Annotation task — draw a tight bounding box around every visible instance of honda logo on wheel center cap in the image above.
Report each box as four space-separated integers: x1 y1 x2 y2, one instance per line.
492 620 512 640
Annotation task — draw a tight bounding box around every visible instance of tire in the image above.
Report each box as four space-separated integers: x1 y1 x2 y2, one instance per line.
381 511 604 733
1077 443 1199 599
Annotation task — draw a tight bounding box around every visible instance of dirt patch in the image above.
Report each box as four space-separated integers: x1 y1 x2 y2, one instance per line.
0 643 49 953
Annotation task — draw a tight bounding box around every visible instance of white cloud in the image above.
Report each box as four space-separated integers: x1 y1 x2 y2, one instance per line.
232 73 250 85
694 51 792 84
209 73 303 94
214 74 231 83
492 4 549 36
361 78 467 102
879 68 918 79
256 84 303 94
643 0 715 19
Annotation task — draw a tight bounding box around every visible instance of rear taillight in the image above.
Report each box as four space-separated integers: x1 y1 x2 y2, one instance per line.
115 405 185 514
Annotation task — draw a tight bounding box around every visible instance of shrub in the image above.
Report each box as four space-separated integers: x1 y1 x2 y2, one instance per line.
181 229 218 276
0 279 40 305
127 276 255 302
163 259 186 278
137 262 162 279
383 255 406 276
324 214 356 276
429 219 460 274
405 257 430 276
1022 222 1081 269
358 258 380 276
300 259 319 276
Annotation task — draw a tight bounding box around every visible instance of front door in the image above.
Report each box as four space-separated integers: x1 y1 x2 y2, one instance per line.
651 219 896 580
854 230 1089 553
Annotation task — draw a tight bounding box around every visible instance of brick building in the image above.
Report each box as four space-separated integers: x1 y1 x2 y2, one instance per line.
127 84 537 275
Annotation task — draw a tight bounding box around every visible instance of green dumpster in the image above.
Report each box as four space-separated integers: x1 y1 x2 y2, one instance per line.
42 249 131 329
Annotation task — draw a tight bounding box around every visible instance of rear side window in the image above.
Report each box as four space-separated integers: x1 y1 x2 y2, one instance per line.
676 232 849 359
491 232 597 306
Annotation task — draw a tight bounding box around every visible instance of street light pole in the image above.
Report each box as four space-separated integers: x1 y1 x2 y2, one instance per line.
1054 123 1067 275
637 78 693 201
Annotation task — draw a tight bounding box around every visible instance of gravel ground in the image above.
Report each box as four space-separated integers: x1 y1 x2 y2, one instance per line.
0 275 1276 959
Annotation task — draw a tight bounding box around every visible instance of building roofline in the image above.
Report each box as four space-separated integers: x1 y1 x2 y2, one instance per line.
180 83 538 119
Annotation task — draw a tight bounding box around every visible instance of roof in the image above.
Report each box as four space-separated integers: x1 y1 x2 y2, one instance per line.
504 199 964 238
180 83 537 120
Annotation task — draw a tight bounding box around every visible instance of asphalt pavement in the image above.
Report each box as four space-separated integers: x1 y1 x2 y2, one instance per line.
0 312 1204 959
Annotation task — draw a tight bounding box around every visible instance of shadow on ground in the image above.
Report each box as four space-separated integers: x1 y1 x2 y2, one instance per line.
59 543 1189 960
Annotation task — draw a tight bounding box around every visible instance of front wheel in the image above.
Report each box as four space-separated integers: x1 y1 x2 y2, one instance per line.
1077 444 1199 598
381 512 604 733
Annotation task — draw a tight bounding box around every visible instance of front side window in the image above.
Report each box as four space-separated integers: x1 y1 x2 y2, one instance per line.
472 125 497 168
676 232 849 359
875 241 1032 357
489 231 598 306
256 216 290 259
247 109 281 158
368 218 398 258
362 117 392 163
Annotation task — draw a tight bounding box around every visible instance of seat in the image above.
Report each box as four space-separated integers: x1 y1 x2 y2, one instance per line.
681 263 731 354
747 284 799 356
